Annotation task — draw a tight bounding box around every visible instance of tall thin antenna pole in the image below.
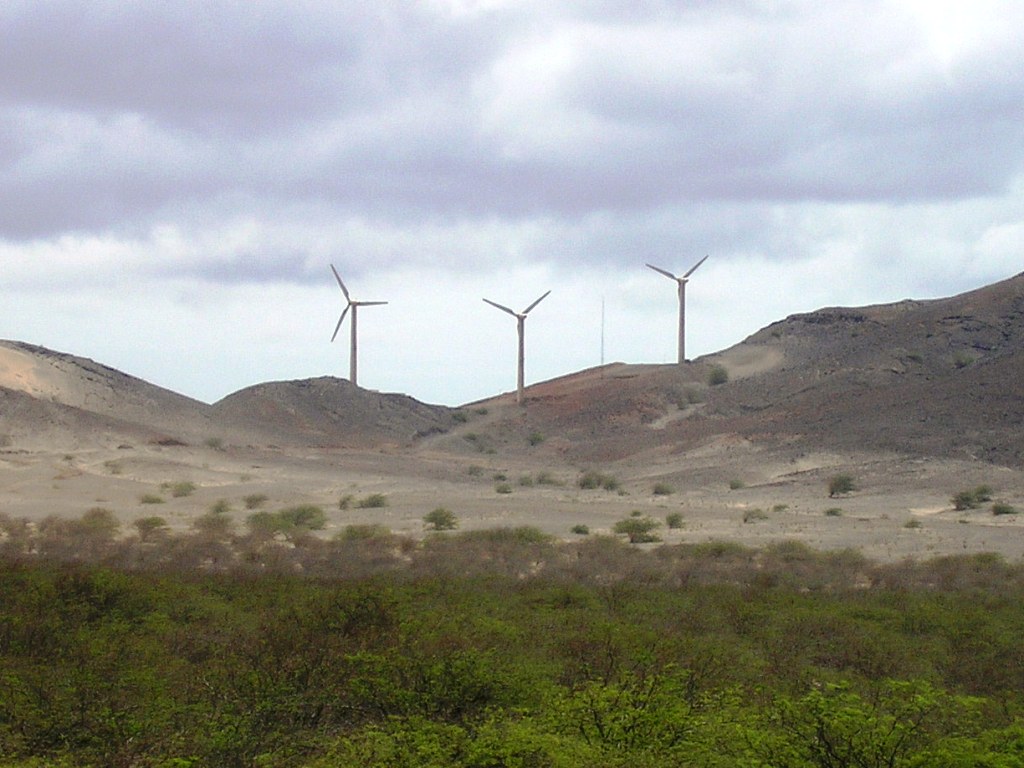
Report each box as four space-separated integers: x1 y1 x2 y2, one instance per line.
600 296 605 368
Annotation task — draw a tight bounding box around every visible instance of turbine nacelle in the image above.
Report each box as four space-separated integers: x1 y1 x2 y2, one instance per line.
482 290 551 320
646 254 708 284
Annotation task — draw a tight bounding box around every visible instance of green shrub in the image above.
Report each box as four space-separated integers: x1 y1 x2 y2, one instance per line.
139 494 165 505
209 499 231 515
528 432 545 446
828 474 856 497
578 470 620 491
570 524 590 535
204 437 224 450
467 465 484 477
194 510 234 537
652 482 675 496
517 475 534 487
953 351 975 369
495 482 513 494
337 523 392 540
133 515 168 541
279 505 327 531
535 471 560 486
80 507 120 537
708 364 729 386
244 493 268 510
357 493 388 509
953 486 995 511
665 512 683 529
169 481 197 498
825 507 843 517
905 519 923 529
743 508 768 523
992 503 1017 516
729 479 745 490
424 507 458 531
612 515 661 543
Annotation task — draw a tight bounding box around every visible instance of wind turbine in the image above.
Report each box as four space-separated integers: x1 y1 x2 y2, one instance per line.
483 290 551 406
646 255 709 364
330 264 387 387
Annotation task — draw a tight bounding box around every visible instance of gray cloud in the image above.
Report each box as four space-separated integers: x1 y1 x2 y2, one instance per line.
1 0 1022 283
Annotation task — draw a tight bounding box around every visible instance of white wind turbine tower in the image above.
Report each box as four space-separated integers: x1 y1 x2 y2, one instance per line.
330 264 387 387
646 255 709 364
483 290 551 406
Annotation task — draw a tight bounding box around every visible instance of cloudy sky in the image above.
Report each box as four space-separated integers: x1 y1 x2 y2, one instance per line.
2 0 1022 406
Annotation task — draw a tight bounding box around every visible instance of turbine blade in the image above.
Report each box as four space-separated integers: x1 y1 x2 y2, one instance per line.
683 254 709 278
358 301 388 306
330 264 351 301
330 305 349 342
646 263 678 280
522 290 551 315
483 298 517 316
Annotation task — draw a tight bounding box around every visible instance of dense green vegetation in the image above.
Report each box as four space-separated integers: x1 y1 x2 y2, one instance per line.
1 514 1023 766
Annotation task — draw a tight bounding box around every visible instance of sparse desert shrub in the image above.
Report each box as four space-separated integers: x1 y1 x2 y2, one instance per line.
204 437 224 450
578 470 619 491
424 507 458 531
133 515 168 541
139 494 165 505
244 493 269 510
828 474 856 497
495 482 513 494
905 519 923 529
81 507 120 538
103 460 122 475
168 481 197 498
707 364 729 386
613 515 661 543
278 505 327 531
652 482 675 496
772 503 789 513
209 499 231 515
337 523 392 541
517 475 534 487
743 508 768 523
825 507 843 517
571 524 590 535
953 351 975 369
246 511 280 536
451 410 469 423
992 503 1017 516
467 465 484 477
535 471 560 486
492 472 507 482
338 494 355 510
357 493 388 509
665 512 683 529
953 486 994 511
729 479 745 490
528 431 545 446
193 510 234 537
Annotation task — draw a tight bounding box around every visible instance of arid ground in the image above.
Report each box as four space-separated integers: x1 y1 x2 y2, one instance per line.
3 272 1024 562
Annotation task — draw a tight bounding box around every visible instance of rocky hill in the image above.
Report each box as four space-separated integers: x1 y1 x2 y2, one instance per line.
465 272 1024 466
212 377 458 448
3 272 1023 464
